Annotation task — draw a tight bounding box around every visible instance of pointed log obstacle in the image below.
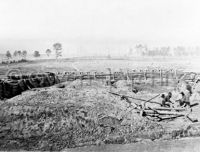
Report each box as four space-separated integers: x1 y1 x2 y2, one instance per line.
109 91 198 122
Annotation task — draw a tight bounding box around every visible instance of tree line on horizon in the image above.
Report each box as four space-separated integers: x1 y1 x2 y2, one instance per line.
2 43 62 63
132 44 200 57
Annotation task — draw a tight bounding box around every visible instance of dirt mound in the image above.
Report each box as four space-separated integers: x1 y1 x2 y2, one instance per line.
0 81 164 151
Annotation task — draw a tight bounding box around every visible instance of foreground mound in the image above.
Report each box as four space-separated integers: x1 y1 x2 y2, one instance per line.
0 81 166 151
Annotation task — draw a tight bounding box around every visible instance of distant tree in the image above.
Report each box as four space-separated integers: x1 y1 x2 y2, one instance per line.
128 48 133 56
194 47 200 56
13 50 18 57
33 51 40 58
160 47 170 56
46 49 51 57
53 43 62 60
6 51 12 60
174 46 186 56
135 44 147 56
16 50 22 60
22 50 27 59
17 50 22 56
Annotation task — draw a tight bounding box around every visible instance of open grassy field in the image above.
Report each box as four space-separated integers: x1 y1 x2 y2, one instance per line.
0 57 194 77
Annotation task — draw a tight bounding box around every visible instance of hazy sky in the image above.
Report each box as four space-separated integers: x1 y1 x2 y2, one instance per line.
1 0 200 56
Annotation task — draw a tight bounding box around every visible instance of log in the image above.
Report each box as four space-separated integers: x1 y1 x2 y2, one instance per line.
18 79 29 91
146 106 188 115
151 110 186 116
3 80 13 98
25 79 34 89
145 113 181 122
190 103 199 108
29 78 41 88
157 115 183 121
144 94 160 106
10 80 22 96
0 80 4 99
139 112 159 117
139 109 186 116
109 91 162 106
186 115 198 123
153 107 186 112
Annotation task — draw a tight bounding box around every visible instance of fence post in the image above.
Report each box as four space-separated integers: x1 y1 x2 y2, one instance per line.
144 70 147 82
165 71 169 86
175 69 177 80
101 72 104 84
109 68 112 92
131 75 134 90
160 69 163 86
80 72 83 88
87 72 91 86
94 72 96 81
126 70 130 85
152 70 155 87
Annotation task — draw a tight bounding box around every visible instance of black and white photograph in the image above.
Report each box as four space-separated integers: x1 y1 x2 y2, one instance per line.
1 0 200 151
